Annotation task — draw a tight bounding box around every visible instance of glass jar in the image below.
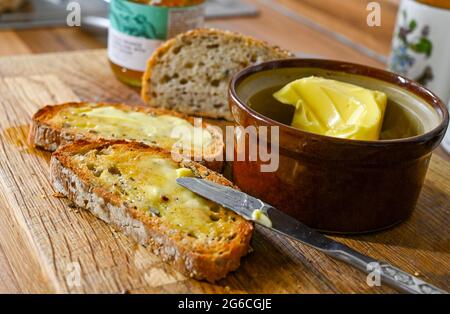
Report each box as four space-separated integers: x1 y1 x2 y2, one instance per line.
108 0 205 87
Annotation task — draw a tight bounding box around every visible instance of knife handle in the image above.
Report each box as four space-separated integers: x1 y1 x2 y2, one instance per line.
329 244 448 294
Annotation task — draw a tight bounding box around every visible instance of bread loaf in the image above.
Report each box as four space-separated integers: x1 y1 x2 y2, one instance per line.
142 28 293 120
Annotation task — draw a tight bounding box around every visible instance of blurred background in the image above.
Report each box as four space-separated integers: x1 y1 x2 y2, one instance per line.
0 0 399 65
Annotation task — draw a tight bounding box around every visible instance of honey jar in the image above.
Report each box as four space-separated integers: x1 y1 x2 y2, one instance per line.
108 0 205 87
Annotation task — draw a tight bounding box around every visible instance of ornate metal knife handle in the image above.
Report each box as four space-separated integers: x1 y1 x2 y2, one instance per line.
331 245 448 294
378 262 447 294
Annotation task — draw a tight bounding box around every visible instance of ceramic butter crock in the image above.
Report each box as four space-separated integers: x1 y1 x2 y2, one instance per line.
229 59 449 233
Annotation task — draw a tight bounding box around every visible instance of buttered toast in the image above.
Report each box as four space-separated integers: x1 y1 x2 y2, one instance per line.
51 140 253 282
29 102 224 171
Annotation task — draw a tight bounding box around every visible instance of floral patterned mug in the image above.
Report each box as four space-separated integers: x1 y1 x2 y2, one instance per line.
389 0 450 152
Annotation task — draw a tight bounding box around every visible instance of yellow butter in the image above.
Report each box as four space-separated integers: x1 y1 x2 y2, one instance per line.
251 209 272 228
273 77 387 140
74 146 237 240
176 167 194 178
49 105 213 149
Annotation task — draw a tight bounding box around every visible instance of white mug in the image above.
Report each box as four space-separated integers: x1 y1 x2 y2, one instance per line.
389 0 450 105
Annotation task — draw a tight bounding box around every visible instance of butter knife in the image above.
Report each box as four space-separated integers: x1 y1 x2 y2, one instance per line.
177 177 447 294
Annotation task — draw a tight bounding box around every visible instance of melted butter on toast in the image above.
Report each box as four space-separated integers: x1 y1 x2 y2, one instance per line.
49 104 213 151
73 145 239 241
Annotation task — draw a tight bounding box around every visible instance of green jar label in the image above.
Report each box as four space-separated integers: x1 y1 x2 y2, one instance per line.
108 0 204 71
110 0 170 40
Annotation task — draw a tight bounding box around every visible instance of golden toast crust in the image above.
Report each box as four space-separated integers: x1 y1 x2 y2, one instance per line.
29 102 224 171
51 140 253 282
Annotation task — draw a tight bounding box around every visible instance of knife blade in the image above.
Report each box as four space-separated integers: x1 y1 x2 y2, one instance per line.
176 177 447 294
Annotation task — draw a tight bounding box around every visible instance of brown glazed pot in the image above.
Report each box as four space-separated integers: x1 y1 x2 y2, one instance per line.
229 59 449 233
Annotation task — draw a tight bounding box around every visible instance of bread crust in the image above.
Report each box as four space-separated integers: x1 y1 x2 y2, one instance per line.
51 140 253 282
141 28 293 120
29 102 224 172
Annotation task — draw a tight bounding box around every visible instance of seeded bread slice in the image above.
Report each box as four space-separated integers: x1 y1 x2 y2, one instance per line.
51 140 253 282
29 102 224 172
141 28 293 120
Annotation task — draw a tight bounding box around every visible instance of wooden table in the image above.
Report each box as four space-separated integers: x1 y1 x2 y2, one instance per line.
0 0 448 294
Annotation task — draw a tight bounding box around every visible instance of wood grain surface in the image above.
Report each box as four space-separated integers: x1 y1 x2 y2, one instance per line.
272 0 398 56
209 0 386 67
0 50 448 293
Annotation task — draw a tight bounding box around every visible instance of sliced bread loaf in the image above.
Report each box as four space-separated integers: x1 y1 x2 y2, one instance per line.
141 28 293 120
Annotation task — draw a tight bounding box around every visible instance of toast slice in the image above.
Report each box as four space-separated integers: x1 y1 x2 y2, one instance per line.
29 102 224 171
51 140 253 282
141 28 293 120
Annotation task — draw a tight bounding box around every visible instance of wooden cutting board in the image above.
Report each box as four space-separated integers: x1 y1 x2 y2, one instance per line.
0 50 448 293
